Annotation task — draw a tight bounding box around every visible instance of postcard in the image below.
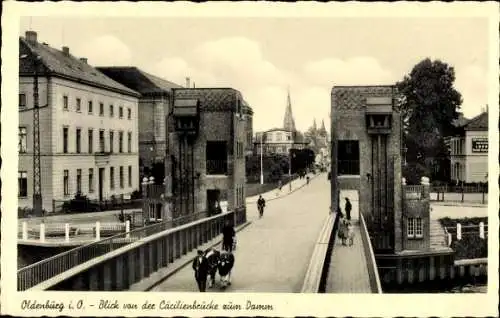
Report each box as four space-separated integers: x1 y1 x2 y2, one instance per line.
1 1 499 317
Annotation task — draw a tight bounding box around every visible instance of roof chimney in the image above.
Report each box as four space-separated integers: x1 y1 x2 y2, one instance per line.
80 57 88 64
186 77 190 88
62 46 70 56
25 30 38 44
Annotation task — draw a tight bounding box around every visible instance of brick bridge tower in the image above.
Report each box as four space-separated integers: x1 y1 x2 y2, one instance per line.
330 85 403 253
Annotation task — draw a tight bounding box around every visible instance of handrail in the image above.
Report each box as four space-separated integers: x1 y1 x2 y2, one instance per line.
359 212 383 294
17 211 207 291
300 212 336 293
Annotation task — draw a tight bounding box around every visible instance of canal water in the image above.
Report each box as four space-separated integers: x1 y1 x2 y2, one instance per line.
382 276 487 293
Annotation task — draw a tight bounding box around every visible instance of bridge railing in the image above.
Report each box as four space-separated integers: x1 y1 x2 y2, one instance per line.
17 211 206 291
19 208 246 291
300 212 338 293
359 212 383 294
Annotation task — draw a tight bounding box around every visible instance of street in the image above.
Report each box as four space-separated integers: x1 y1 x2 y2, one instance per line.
151 173 330 293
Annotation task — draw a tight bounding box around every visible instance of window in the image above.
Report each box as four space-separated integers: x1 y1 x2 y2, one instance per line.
19 94 26 109
99 130 105 152
18 171 28 197
88 129 93 153
407 217 423 239
338 140 360 175
88 101 93 114
119 106 123 118
76 98 81 112
89 168 94 193
63 95 69 110
119 166 124 189
18 127 27 153
63 170 70 195
76 169 82 194
127 132 132 153
119 131 123 153
76 128 81 153
128 166 132 187
206 141 228 174
127 108 131 120
109 131 114 153
110 104 114 117
63 127 69 153
99 103 104 116
110 167 115 189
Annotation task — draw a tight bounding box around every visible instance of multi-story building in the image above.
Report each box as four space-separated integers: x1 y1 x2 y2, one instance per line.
18 31 140 212
254 128 307 155
448 110 488 183
165 88 248 219
96 67 183 178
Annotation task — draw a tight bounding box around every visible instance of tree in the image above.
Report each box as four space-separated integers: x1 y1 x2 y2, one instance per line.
397 58 462 182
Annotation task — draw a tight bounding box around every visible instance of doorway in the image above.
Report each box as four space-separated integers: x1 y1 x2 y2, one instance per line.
98 168 105 202
207 189 221 216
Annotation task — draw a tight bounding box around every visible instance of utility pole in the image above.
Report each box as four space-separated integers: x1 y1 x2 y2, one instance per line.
32 56 43 216
260 133 264 185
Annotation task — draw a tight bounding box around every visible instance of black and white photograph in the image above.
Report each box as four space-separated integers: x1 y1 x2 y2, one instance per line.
1 2 498 317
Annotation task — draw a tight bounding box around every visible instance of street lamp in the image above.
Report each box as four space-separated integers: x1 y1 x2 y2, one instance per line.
260 133 264 185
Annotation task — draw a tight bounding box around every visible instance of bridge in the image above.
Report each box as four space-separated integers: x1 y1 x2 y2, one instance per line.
17 173 381 293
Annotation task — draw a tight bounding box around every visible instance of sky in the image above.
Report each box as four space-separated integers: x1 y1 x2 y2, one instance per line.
20 16 490 133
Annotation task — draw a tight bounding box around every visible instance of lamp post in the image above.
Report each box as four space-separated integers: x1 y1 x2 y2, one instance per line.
260 133 264 185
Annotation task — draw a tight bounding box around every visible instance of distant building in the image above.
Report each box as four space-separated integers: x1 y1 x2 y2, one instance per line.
18 31 140 212
448 110 488 183
97 66 183 178
253 89 307 155
304 118 330 167
166 88 248 219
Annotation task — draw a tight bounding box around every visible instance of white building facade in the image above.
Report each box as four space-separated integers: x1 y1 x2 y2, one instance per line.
449 111 488 183
18 31 141 212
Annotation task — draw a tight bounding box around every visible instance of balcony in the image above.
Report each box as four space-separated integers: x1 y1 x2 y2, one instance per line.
206 159 228 175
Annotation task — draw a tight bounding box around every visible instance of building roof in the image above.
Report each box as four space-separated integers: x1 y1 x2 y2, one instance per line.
464 111 488 131
97 66 183 95
19 32 139 97
173 88 243 112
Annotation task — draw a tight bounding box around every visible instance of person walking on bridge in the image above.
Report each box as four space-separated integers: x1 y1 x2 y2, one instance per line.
257 195 266 218
222 220 236 252
345 197 352 221
192 250 209 292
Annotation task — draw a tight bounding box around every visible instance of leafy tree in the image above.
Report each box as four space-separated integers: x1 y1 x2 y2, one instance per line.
397 58 462 181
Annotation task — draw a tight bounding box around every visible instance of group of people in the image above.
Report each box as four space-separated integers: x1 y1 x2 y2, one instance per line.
337 197 354 246
192 220 236 292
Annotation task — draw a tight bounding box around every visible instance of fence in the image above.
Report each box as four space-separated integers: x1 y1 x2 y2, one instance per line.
51 195 143 215
431 185 488 204
18 208 246 291
17 210 208 290
444 222 488 246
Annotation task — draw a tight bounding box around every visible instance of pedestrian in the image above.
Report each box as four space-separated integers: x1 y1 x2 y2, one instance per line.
222 220 236 252
278 179 283 191
192 250 209 292
257 195 266 218
306 175 310 185
345 197 352 221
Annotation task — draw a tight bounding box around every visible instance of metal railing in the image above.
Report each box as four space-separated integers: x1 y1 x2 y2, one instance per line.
206 159 228 175
17 211 208 291
403 185 424 200
359 212 383 293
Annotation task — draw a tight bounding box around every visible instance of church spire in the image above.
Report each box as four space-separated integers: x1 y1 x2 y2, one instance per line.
320 119 327 135
312 118 317 132
283 87 296 132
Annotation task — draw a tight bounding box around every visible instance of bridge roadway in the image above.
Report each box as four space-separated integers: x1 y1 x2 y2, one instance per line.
150 174 331 293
